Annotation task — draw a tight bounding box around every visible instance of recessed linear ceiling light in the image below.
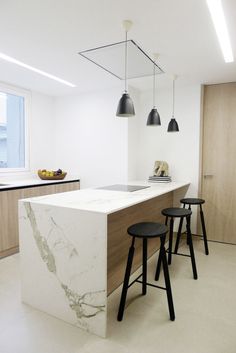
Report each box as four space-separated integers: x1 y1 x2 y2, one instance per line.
206 0 234 63
0 52 76 87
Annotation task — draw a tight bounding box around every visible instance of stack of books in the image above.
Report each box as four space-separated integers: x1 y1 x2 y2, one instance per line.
148 175 172 183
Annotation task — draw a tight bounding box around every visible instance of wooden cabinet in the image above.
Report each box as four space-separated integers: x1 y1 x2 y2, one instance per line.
0 189 22 256
0 181 80 258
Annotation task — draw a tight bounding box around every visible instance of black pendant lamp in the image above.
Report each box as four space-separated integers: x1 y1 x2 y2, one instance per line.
116 20 135 117
147 54 161 126
167 75 179 132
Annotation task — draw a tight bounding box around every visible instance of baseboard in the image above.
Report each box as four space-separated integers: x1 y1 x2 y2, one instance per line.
0 246 19 259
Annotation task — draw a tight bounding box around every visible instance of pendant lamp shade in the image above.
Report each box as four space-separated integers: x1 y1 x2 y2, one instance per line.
116 93 135 117
167 118 179 132
146 54 161 126
167 75 179 132
147 108 161 125
116 20 135 117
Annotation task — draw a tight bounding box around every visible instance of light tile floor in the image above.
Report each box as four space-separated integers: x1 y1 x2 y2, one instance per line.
0 238 236 353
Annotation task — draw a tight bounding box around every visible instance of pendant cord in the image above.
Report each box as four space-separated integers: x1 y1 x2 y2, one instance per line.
172 78 175 118
125 31 128 92
153 61 156 107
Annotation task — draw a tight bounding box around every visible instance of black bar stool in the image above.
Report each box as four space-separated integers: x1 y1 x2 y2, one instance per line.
117 222 175 322
175 198 209 255
155 208 198 281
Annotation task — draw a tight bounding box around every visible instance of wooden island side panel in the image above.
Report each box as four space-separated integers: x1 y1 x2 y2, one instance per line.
107 192 173 295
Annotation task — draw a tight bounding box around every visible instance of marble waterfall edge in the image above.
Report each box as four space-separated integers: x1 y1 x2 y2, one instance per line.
19 200 107 337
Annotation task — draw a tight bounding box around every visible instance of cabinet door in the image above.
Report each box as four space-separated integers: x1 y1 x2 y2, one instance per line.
0 189 24 253
22 182 80 199
22 185 56 198
54 181 80 193
0 181 80 257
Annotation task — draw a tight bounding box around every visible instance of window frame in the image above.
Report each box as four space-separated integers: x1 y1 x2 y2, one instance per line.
0 82 30 174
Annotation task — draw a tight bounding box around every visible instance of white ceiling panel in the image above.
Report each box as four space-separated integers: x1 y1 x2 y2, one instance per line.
0 0 235 95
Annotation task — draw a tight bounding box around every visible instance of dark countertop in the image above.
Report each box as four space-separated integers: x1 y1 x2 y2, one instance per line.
0 176 80 192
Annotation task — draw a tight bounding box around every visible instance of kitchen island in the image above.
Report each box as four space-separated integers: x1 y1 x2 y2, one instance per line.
19 181 189 337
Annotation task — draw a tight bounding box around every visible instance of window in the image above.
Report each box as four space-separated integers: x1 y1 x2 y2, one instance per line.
0 84 29 171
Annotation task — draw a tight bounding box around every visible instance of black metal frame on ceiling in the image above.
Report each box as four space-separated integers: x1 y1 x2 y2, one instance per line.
78 39 164 80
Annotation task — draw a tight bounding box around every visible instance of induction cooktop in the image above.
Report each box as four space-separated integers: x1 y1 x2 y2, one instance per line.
97 184 150 192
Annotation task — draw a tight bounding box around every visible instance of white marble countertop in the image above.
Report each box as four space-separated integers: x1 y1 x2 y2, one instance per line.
21 181 190 214
0 174 80 190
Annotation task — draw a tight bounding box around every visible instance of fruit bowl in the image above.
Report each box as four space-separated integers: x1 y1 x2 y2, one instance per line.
38 169 67 180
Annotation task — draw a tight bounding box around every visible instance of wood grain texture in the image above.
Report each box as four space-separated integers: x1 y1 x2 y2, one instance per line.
0 246 19 259
107 192 173 294
200 83 236 243
0 189 22 252
0 181 80 257
54 182 80 193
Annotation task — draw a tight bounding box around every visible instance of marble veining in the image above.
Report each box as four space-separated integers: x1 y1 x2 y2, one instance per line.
22 201 106 336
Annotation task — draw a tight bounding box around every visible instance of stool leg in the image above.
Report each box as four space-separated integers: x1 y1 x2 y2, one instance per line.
186 205 191 245
168 218 174 265
200 205 209 255
155 217 168 281
174 217 183 254
160 237 175 321
117 237 135 321
142 238 147 295
186 216 198 280
155 246 162 281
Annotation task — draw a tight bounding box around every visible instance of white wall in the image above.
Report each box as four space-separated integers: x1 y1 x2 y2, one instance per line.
21 85 140 189
26 82 202 231
52 87 135 188
29 91 55 172
137 81 201 189
127 86 140 181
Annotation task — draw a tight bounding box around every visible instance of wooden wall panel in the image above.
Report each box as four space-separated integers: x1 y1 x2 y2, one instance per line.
200 83 236 243
107 192 173 294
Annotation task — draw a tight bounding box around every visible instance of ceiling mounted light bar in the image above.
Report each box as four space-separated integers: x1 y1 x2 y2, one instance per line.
206 0 234 63
0 52 76 87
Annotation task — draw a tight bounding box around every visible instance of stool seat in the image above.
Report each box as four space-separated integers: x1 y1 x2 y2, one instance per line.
180 198 205 205
117 221 175 322
162 207 192 218
128 222 168 238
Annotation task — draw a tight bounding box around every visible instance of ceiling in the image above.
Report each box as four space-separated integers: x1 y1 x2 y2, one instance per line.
0 0 235 96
